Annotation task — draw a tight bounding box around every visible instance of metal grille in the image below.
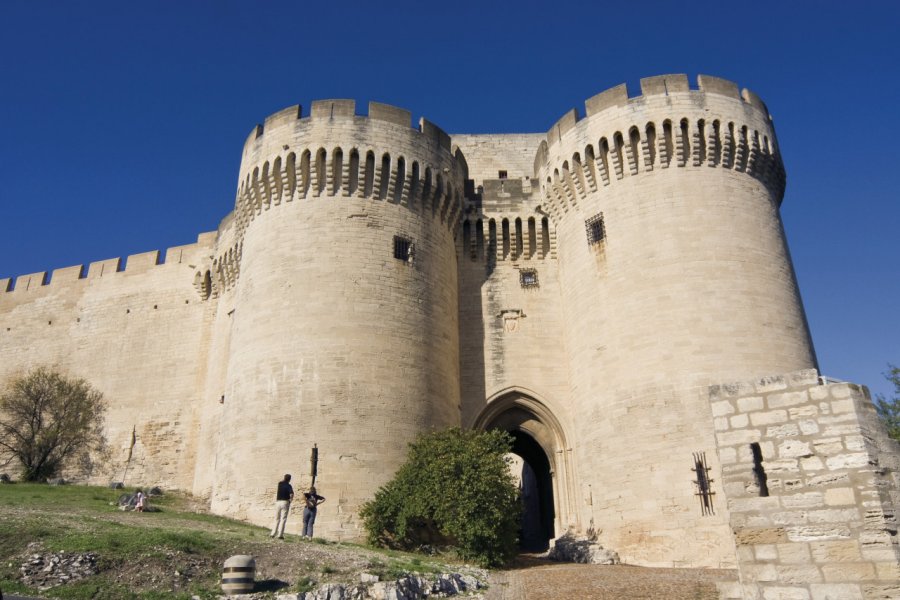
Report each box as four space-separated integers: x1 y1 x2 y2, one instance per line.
393 236 411 261
692 451 716 516
519 269 539 288
585 213 605 245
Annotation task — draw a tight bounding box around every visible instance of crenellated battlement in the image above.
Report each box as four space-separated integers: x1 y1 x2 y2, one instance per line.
542 74 769 148
0 232 216 296
241 100 452 157
233 101 468 260
534 74 786 224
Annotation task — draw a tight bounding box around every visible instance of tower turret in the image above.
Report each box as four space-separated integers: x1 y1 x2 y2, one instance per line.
209 100 466 538
532 74 816 564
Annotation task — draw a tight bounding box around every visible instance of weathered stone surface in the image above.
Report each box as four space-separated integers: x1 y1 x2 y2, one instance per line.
739 396 766 413
774 564 822 584
768 392 809 410
755 544 778 560
806 472 849 487
786 525 852 542
800 456 825 471
820 562 876 581
762 586 811 600
861 583 900 599
810 540 863 563
719 374 900 596
713 400 736 417
777 543 812 565
809 583 863 600
768 424 801 438
735 528 788 545
547 533 620 565
781 493 824 509
779 440 813 459
825 454 870 470
752 411 789 426
823 488 855 506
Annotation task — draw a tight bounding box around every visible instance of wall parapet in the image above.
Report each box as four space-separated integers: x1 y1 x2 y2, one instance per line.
0 232 216 295
544 74 769 146
534 74 785 225
242 100 453 156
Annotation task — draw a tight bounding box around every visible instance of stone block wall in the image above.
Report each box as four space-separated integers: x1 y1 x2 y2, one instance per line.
711 369 900 599
0 234 217 490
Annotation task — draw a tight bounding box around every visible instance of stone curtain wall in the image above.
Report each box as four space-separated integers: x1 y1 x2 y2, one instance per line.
711 370 900 600
0 234 217 489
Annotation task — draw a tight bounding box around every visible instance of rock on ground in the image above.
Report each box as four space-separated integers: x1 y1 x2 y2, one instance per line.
546 533 620 565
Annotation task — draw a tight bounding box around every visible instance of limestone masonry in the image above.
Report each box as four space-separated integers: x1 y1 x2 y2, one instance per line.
1 74 897 599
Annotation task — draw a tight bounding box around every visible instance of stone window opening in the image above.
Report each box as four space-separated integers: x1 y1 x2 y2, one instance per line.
520 269 538 288
498 170 508 179
585 213 605 246
393 235 414 263
541 217 550 258
750 442 769 497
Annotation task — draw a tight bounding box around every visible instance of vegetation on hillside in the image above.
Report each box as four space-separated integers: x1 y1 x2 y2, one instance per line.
360 428 521 568
0 483 480 599
875 364 900 442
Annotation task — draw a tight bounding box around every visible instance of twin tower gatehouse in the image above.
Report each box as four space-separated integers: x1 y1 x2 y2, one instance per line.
1 74 897 598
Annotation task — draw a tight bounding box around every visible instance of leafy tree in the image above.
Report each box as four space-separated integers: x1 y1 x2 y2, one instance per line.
0 366 107 481
875 364 900 442
360 428 521 567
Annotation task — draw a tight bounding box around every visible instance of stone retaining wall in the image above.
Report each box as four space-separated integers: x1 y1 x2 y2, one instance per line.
711 369 900 599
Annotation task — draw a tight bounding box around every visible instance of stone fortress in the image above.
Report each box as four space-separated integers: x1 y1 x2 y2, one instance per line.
0 74 897 599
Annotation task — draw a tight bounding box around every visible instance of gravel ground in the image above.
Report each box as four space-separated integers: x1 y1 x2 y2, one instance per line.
484 556 737 600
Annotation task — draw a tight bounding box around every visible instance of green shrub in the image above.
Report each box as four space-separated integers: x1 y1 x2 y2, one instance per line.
360 428 521 567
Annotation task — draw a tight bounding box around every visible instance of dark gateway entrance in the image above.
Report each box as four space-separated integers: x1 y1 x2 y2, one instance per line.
473 391 574 553
509 430 555 551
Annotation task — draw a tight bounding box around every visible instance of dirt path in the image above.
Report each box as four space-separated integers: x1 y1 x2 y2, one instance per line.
484 557 737 600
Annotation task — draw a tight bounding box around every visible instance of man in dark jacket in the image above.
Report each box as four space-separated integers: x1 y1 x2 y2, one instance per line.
269 474 294 539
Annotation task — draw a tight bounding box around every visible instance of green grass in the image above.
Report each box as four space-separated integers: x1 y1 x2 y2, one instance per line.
0 484 263 599
295 576 317 594
0 483 475 599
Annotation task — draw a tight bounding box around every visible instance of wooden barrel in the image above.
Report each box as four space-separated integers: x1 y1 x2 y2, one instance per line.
221 554 255 594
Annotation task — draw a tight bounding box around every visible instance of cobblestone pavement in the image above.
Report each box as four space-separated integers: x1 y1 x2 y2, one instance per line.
485 557 737 600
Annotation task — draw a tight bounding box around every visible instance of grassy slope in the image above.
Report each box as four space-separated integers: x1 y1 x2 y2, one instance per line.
0 484 466 599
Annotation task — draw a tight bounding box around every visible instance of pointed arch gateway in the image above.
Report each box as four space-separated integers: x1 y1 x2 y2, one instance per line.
472 389 578 551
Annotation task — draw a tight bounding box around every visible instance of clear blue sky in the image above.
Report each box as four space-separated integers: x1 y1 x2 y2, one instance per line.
0 1 897 399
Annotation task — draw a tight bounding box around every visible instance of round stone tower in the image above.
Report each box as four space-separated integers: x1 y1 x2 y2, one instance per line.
210 100 466 538
533 74 817 565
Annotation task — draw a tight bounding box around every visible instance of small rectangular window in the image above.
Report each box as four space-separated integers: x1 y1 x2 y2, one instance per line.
393 236 413 262
519 269 538 288
585 213 605 245
498 170 508 179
